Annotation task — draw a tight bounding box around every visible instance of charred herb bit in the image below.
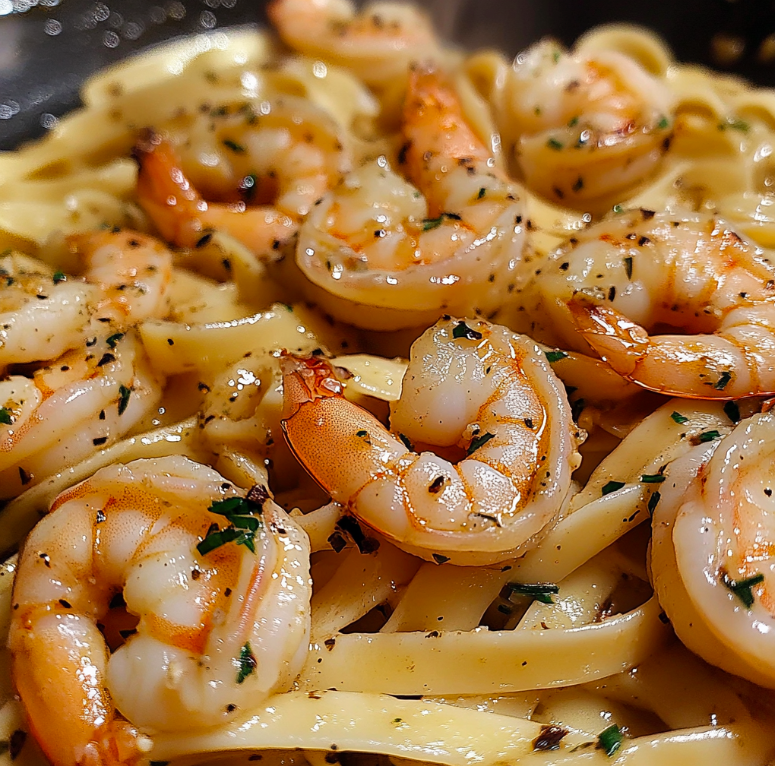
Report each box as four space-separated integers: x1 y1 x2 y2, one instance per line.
0 407 12 425
697 429 722 443
623 255 633 279
432 553 450 564
640 474 666 484
647 490 661 516
150 760 170 766
601 480 625 496
572 176 584 192
236 641 257 684
96 352 115 367
724 400 741 423
714 371 733 390
467 431 495 455
544 350 568 363
721 570 765 609
533 725 569 752
18 467 31 486
327 531 347 553
507 581 559 604
117 385 132 416
336 515 380 554
52 270 66 284
92 436 108 446
596 724 623 757
477 187 486 199
8 730 26 761
398 433 414 451
546 137 564 150
356 429 370 442
452 321 483 341
670 411 689 424
223 138 246 153
571 398 586 422
106 332 124 349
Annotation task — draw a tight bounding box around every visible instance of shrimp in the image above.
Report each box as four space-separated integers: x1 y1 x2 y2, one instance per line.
650 409 775 687
505 39 673 209
62 230 173 324
267 0 441 87
532 208 775 399
0 252 102 366
295 65 527 330
281 316 580 566
0 330 163 499
10 455 312 766
133 97 350 256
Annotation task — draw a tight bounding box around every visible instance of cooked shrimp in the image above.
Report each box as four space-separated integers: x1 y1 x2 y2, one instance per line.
0 252 101 366
650 409 775 687
281 316 580 566
268 0 441 87
62 230 173 324
506 39 673 208
532 208 775 398
134 99 349 255
10 455 312 766
0 330 163 499
295 65 527 330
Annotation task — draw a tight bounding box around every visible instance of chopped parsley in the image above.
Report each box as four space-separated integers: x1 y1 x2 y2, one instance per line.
656 115 669 130
452 321 483 341
719 116 750 133
197 493 266 556
670 411 689 424
602 480 625 495
544 350 568 363
477 187 486 199
596 724 623 757
721 570 764 609
236 641 257 684
546 137 564 151
467 431 495 455
52 270 66 284
697 429 722 443
507 581 559 604
640 474 665 484
117 385 131 416
724 400 741 423
714 371 732 390
422 212 462 231
568 116 579 127
222 138 246 153
0 407 12 425
106 332 124 349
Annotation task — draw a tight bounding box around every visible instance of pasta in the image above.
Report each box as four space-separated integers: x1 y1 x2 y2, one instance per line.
2 1 775 765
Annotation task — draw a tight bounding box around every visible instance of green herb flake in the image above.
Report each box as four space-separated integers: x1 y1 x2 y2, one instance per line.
602 480 626 496
719 117 750 133
117 385 131 416
648 490 661 516
197 493 266 556
670 411 689 424
236 641 257 684
106 332 124 349
422 212 462 231
507 581 559 605
698 429 722 443
714 371 732 390
546 137 564 151
568 116 579 127
721 570 764 609
597 724 623 757
223 139 246 153
640 474 665 484
467 431 495 455
52 270 66 284
724 400 741 423
477 187 486 199
0 407 12 425
545 350 568 363
552 50 560 63
452 321 483 341
656 115 669 130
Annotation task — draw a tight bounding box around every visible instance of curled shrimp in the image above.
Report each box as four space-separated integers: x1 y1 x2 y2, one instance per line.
650 409 775 687
532 208 775 398
281 316 580 566
134 100 350 255
295 64 527 330
505 39 673 208
267 0 441 87
0 252 102 366
0 330 163 499
10 455 312 766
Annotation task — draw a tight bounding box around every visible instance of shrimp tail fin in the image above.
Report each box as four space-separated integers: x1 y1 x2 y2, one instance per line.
568 295 648 377
279 352 344 421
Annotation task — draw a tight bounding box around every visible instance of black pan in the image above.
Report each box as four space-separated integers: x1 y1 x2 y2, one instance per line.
1 0 775 151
